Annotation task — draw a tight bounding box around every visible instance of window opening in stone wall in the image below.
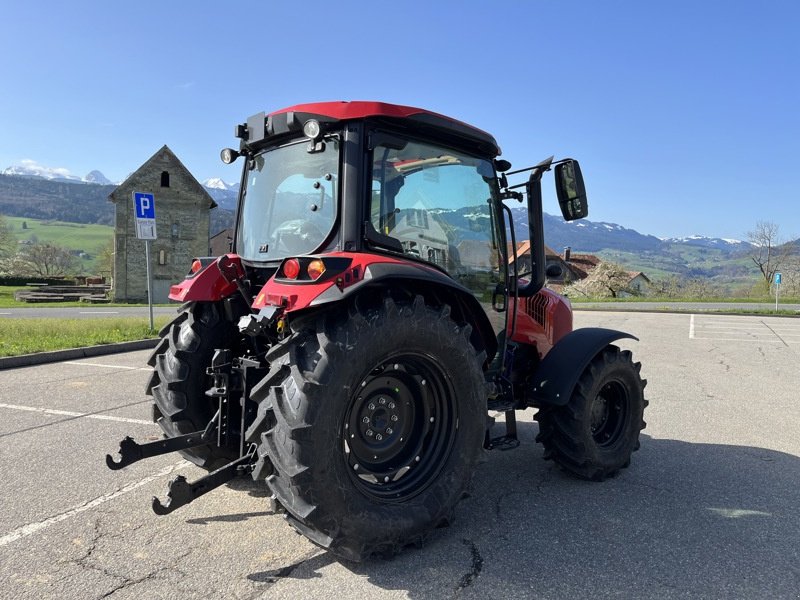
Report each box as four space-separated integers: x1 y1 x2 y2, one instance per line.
158 249 166 265
161 171 170 187
171 223 179 238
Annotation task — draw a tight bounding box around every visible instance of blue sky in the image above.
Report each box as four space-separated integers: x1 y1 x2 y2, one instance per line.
1 1 798 240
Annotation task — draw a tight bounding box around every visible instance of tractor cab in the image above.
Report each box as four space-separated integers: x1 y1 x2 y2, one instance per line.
201 102 589 361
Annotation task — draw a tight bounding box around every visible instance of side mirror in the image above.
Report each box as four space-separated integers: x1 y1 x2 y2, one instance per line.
555 160 588 221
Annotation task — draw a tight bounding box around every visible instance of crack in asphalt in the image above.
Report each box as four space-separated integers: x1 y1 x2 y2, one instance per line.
760 320 790 347
71 518 193 599
453 538 483 596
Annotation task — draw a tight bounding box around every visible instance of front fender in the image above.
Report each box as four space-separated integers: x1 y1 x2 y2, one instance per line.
527 328 637 407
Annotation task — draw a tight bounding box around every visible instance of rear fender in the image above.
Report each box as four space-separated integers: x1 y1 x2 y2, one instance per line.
168 254 240 302
527 328 637 407
304 261 498 362
252 253 498 361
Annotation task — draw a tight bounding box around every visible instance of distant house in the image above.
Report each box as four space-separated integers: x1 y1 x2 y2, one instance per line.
210 227 233 256
563 249 602 279
508 243 651 295
108 145 216 303
625 272 651 296
508 242 584 288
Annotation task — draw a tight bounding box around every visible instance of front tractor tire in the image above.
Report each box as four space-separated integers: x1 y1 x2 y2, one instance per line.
535 345 647 481
246 296 487 561
146 302 238 469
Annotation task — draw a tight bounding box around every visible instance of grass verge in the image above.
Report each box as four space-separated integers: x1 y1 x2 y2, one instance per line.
0 317 171 357
569 296 800 304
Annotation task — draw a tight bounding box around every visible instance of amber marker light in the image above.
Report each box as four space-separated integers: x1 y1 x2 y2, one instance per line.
190 259 203 275
307 259 326 280
283 258 301 279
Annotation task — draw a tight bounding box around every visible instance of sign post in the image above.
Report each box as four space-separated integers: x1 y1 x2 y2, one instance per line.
774 272 782 313
133 192 157 331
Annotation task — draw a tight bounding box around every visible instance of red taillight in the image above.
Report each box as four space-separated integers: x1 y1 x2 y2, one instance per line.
307 259 326 280
190 259 203 274
283 258 301 279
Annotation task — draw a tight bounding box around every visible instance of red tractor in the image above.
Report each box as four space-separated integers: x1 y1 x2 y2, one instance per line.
107 101 647 561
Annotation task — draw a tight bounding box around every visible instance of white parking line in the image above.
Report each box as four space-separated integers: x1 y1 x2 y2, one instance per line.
0 402 151 425
78 311 120 314
690 337 778 343
689 314 800 344
698 325 774 330
0 461 189 548
65 361 150 371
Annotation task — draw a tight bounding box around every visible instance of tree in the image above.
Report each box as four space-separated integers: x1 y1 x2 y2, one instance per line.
97 236 115 278
781 254 800 297
563 261 640 298
17 243 77 277
747 221 794 293
0 215 16 272
649 275 683 298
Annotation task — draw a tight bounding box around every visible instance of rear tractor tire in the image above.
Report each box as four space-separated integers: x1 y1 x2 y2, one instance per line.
245 295 487 561
146 302 239 469
535 344 647 481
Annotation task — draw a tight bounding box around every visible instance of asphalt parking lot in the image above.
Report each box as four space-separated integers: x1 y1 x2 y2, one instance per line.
1 311 798 600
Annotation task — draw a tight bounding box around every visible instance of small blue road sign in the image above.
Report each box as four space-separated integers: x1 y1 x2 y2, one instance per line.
132 191 157 240
134 192 155 219
775 272 782 285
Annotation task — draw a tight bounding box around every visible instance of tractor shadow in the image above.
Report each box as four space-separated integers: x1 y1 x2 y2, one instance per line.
260 420 800 598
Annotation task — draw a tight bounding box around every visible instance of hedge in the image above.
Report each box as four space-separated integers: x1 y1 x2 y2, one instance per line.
0 276 76 286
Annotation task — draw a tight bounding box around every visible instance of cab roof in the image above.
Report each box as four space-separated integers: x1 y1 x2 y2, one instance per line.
268 101 501 157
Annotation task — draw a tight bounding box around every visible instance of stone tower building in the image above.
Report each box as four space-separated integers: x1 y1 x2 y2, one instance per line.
108 145 216 303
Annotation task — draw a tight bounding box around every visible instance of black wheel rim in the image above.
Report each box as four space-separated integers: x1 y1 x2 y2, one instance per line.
590 380 629 447
343 353 457 502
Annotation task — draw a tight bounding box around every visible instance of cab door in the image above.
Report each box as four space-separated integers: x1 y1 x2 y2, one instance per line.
369 136 507 334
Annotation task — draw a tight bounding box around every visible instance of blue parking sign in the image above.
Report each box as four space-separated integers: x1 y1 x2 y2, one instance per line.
775 272 782 285
134 192 155 219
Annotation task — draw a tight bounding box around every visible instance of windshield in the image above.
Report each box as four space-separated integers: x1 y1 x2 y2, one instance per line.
236 137 339 261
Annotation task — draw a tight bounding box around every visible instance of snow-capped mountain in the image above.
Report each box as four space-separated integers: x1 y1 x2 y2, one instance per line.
83 170 112 185
202 178 239 211
1 160 116 185
661 235 752 249
202 177 238 191
2 160 83 182
2 160 243 209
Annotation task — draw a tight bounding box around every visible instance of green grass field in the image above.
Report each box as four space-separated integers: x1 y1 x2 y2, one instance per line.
0 316 170 357
3 216 112 274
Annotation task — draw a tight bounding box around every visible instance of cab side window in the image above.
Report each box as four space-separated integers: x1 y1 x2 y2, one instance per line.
370 140 499 276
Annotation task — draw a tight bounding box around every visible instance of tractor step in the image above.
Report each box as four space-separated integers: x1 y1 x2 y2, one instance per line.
152 450 257 515
483 408 520 451
485 435 521 451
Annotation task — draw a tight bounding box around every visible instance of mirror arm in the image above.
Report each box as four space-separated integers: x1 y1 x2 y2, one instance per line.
501 202 520 349
511 157 553 298
518 175 546 297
